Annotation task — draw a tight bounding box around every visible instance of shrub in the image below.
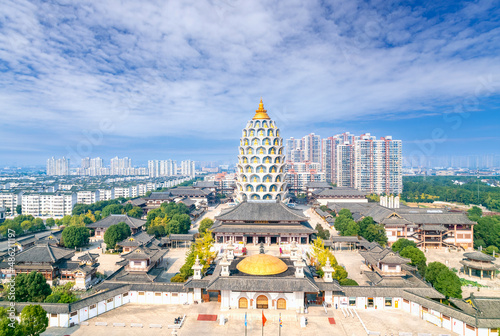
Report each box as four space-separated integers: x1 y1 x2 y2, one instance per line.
170 274 185 283
339 278 359 286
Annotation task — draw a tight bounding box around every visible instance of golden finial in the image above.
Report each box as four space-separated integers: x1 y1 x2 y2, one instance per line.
253 98 270 120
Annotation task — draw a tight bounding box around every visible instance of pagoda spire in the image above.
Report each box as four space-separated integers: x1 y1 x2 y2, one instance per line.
253 98 271 120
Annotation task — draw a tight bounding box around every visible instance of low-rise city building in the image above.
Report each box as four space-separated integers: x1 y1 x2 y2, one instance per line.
21 192 76 217
76 190 100 204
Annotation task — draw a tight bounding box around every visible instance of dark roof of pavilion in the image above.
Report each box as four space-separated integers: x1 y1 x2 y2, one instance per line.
360 247 410 267
14 243 74 263
117 231 155 247
120 244 165 262
305 181 332 189
313 187 367 197
146 188 212 200
77 251 99 262
463 251 496 262
128 198 147 206
161 233 196 243
86 214 145 229
215 200 308 222
193 181 217 188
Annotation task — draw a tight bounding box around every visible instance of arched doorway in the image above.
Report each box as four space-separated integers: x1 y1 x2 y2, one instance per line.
277 298 286 310
239 297 248 308
256 295 268 309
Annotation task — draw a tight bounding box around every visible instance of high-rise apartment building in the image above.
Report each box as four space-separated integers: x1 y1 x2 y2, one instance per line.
46 157 70 176
336 142 355 188
286 161 325 190
80 157 103 176
301 133 321 163
321 132 355 184
110 157 132 175
181 160 196 178
148 160 177 177
353 134 402 194
286 134 321 163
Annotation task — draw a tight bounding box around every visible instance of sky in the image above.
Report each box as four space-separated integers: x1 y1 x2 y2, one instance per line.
0 0 499 167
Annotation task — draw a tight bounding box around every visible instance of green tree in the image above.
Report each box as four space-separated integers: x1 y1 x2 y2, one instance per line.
173 214 191 233
400 246 427 275
104 222 131 249
147 225 166 238
7 272 51 302
319 205 329 212
467 206 482 219
102 204 123 217
175 230 216 282
45 218 55 228
425 262 449 284
310 238 338 270
315 224 330 240
44 283 78 304
20 220 32 231
332 265 348 281
43 293 61 303
198 218 214 234
166 220 181 234
32 218 45 231
0 318 24 336
61 226 90 248
16 205 22 215
61 215 72 226
20 305 48 336
435 269 462 299
473 215 500 250
338 208 353 219
342 220 359 236
485 245 499 255
339 278 358 286
363 224 388 246
127 207 143 218
392 238 417 252
358 216 374 232
426 262 462 299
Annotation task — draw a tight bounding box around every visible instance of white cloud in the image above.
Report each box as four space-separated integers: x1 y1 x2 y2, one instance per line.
0 0 499 154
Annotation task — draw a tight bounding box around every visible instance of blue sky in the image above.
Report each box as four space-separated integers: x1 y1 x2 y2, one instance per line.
0 0 499 167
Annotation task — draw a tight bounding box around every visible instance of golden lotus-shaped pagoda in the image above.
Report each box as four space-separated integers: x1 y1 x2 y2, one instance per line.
236 254 288 275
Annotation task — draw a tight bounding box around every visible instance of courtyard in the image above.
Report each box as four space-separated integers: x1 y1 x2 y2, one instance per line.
42 303 459 336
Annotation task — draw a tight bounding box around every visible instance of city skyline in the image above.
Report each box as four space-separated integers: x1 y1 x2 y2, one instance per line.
1 1 499 166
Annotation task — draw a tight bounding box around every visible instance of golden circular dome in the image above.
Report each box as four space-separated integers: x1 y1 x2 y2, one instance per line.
236 254 288 275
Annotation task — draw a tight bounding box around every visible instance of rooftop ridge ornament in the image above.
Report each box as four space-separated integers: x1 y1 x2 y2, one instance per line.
253 98 271 120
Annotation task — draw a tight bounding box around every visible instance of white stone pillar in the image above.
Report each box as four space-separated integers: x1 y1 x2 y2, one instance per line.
194 288 202 302
221 290 231 310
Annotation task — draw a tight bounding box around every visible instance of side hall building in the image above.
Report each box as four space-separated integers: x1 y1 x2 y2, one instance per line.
327 202 476 250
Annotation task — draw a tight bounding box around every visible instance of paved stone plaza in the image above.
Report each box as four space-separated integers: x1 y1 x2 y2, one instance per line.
42 303 459 336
